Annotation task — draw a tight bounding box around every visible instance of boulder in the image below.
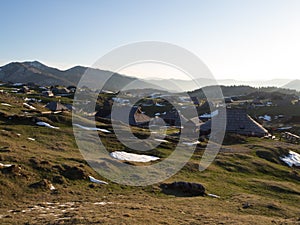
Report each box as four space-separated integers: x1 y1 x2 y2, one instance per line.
161 181 206 196
0 164 21 176
60 165 87 180
29 179 55 190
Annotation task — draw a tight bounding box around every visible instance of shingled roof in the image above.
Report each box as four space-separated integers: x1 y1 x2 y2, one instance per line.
200 108 268 137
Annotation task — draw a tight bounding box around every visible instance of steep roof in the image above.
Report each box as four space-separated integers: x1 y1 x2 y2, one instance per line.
134 107 151 124
108 106 150 126
200 108 268 137
160 110 188 127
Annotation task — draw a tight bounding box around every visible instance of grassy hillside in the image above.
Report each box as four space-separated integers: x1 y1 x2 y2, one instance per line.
0 87 299 224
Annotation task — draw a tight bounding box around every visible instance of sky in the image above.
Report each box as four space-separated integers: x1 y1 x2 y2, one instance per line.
1 0 300 81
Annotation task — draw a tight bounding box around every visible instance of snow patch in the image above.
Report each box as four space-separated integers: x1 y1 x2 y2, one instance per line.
207 193 220 198
280 151 300 167
182 141 201 146
23 103 36 110
259 115 271 122
36 122 59 129
89 176 108 185
1 103 12 107
110 151 160 162
0 163 13 167
73 123 111 133
49 184 56 191
154 138 169 143
93 202 112 205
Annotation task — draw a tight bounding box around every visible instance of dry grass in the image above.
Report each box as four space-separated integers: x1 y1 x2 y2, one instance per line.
0 91 300 224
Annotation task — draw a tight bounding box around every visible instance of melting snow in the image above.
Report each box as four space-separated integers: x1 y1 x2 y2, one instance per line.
154 138 169 143
0 163 13 167
36 122 59 129
27 138 36 141
182 141 201 146
110 151 160 162
89 176 108 185
207 193 220 198
280 151 300 167
23 103 36 110
93 202 112 205
259 115 271 122
1 103 12 107
73 123 111 133
49 184 56 191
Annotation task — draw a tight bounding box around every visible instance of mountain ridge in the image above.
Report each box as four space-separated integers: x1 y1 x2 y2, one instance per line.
0 61 165 91
0 61 299 92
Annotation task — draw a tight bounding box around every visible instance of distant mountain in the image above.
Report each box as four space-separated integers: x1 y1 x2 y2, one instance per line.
283 80 300 91
143 78 293 92
0 61 164 91
0 61 297 92
189 85 299 99
218 79 293 88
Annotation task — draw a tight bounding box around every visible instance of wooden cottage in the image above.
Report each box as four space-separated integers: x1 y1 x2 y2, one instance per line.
200 108 269 137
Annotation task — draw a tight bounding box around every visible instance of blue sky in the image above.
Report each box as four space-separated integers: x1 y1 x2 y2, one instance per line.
1 0 300 80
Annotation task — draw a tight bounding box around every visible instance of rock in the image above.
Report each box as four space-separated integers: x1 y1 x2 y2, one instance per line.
242 202 252 209
29 179 55 190
0 164 21 175
0 148 11 153
60 165 87 180
29 158 52 172
161 181 206 196
290 170 300 181
89 184 96 188
52 175 66 184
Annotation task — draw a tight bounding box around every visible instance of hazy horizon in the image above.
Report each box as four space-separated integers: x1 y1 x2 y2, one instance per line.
0 60 297 83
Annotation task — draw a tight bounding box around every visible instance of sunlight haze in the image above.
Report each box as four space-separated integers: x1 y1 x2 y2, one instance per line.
1 0 300 81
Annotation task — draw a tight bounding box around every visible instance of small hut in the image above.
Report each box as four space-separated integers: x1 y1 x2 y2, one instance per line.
160 109 188 127
106 106 151 127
